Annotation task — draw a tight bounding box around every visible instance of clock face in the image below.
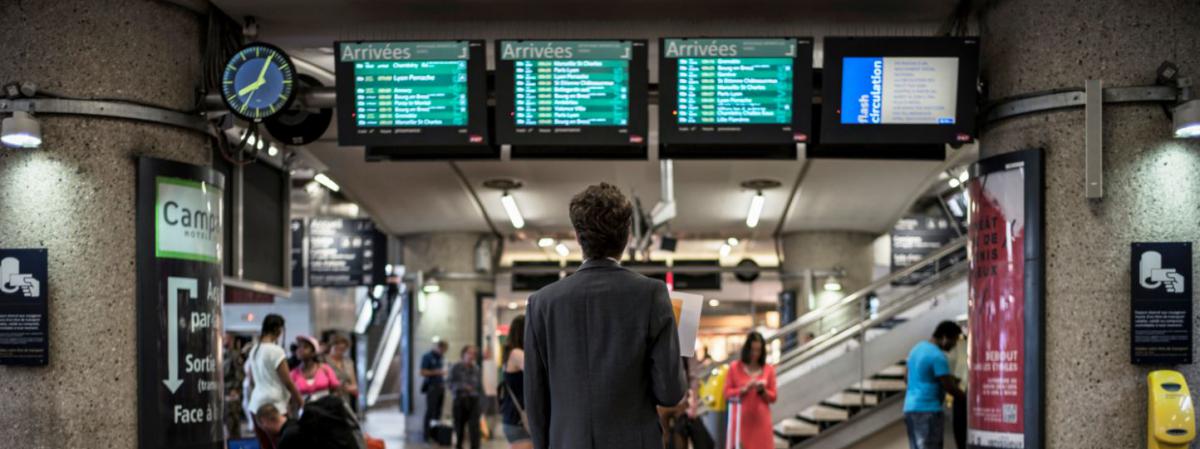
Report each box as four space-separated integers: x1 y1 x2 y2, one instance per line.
222 44 296 121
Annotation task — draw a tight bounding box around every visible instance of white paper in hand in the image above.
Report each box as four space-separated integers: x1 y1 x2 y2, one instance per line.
670 292 703 358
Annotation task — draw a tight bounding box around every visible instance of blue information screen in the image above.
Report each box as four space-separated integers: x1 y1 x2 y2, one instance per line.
840 56 959 125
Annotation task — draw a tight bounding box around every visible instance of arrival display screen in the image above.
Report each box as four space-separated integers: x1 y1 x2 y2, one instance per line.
658 38 812 157
821 37 978 145
335 40 489 149
495 40 648 154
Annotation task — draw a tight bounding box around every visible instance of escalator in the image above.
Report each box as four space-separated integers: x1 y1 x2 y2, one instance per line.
707 239 969 449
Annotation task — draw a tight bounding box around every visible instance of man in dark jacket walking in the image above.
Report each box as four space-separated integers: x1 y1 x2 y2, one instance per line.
524 183 687 449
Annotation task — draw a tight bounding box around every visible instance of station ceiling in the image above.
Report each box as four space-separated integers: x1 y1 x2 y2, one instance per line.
212 0 971 238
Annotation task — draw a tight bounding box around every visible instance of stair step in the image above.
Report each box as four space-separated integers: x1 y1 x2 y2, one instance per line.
878 364 908 377
824 391 880 407
799 404 850 422
775 418 820 437
775 436 791 449
850 379 906 392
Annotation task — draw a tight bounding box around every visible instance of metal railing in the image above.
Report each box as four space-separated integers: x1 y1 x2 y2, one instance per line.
709 237 968 373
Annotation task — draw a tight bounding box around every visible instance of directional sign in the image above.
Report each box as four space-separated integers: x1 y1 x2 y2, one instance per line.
137 157 225 449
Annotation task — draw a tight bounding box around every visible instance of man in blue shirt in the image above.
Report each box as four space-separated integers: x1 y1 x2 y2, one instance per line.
421 340 449 442
904 321 965 449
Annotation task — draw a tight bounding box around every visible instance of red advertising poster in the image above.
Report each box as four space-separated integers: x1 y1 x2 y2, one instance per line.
967 166 1026 448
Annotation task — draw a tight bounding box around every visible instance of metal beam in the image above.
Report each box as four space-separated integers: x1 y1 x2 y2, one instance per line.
0 98 213 137
1085 80 1104 199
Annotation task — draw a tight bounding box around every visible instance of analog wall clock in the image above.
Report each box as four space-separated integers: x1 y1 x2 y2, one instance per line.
221 43 297 121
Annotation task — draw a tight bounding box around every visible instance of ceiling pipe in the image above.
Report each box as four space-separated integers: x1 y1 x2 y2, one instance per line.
771 157 811 264
448 162 503 240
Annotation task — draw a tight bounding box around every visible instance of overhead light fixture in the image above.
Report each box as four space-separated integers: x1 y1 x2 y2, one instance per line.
305 180 322 196
719 243 732 257
739 179 780 229
422 276 440 293
727 237 740 247
1174 98 1200 138
746 192 765 228
948 177 961 189
537 237 556 248
507 302 518 310
555 243 570 257
2 111 42 149
823 275 843 292
958 171 969 183
484 179 526 230
267 144 279 157
708 299 720 308
314 173 340 192
501 192 525 229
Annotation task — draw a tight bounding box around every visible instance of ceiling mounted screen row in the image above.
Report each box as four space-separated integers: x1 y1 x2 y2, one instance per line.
332 37 979 160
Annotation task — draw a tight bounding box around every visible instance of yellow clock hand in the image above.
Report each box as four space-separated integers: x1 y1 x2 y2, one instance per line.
237 79 263 97
256 53 273 85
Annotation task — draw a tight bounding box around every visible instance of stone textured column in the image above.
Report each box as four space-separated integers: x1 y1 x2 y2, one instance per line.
0 1 209 447
980 1 1200 447
780 231 878 317
402 232 493 438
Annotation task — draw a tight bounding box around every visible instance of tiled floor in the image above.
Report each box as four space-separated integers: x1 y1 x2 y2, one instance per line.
362 409 509 449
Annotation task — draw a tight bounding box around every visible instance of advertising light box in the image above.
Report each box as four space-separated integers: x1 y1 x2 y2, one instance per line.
495 40 648 158
659 37 813 158
821 37 979 145
335 40 491 156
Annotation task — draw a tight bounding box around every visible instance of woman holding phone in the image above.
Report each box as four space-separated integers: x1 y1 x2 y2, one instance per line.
724 332 777 449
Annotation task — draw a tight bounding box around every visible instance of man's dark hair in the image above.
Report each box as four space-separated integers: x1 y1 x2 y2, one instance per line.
569 183 633 260
934 321 963 340
261 314 285 337
437 340 449 350
740 332 768 366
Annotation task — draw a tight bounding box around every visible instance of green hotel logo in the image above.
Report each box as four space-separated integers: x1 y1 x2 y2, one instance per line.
155 177 222 263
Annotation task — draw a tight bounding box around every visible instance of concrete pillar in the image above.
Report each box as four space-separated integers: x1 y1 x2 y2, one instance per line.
402 232 493 437
780 231 877 332
979 1 1200 447
0 1 208 447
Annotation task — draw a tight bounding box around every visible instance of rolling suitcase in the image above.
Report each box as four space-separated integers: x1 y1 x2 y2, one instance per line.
432 421 454 446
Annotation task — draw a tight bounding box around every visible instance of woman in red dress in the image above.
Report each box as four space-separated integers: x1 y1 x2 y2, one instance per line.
724 332 777 449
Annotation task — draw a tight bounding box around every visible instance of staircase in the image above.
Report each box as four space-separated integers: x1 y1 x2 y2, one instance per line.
729 239 969 449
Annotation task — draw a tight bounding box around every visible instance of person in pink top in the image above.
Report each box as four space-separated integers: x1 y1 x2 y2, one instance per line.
724 332 778 449
290 335 341 402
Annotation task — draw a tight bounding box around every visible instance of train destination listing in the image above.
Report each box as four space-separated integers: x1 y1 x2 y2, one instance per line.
341 41 471 127
664 38 797 125
502 41 632 127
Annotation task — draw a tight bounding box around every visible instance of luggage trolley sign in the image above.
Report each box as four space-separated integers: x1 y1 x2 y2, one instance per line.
136 157 225 449
0 248 48 366
1131 242 1193 364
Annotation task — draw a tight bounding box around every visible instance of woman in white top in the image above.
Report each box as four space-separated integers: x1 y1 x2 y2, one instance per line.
247 314 304 449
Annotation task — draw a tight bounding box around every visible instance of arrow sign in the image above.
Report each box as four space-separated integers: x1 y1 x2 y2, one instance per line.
164 276 197 394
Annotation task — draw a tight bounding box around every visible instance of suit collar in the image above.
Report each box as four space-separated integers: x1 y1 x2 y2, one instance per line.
579 257 621 271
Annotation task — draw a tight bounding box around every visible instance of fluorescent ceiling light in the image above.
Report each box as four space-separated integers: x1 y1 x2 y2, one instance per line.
708 299 720 308
958 171 969 183
555 243 570 257
537 237 556 248
746 192 765 228
501 192 525 229
314 173 340 192
267 144 279 157
507 302 518 310
948 177 961 189
727 237 739 247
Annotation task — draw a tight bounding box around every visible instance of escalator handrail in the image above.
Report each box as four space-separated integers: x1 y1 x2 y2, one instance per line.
765 237 966 345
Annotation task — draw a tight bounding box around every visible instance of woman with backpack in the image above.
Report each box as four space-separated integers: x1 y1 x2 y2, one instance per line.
499 315 532 449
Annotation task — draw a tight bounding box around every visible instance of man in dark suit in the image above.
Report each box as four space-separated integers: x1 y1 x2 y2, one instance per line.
525 183 687 449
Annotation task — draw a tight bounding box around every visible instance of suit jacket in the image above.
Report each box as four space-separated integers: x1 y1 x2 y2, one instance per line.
525 258 687 449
